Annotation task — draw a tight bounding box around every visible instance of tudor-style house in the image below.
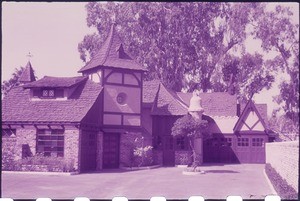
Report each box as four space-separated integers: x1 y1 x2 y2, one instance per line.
2 23 276 172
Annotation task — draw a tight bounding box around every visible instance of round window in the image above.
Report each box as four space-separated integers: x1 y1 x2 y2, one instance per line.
116 92 127 105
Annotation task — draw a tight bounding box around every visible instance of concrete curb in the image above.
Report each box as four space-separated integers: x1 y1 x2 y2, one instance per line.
263 169 278 195
2 171 78 176
120 164 161 171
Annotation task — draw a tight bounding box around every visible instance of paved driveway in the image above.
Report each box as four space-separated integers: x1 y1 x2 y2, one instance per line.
2 164 274 199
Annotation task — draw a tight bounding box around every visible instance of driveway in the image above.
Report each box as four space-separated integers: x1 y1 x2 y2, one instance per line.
1 164 274 199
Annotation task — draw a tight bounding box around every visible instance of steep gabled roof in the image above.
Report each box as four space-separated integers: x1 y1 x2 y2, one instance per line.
233 99 267 132
78 24 147 73
23 76 87 88
2 79 103 123
177 92 237 116
240 103 268 127
151 83 188 116
19 61 36 83
143 80 161 104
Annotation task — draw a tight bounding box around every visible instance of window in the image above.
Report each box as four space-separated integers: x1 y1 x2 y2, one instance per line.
116 92 127 105
175 137 187 150
220 138 232 147
36 129 64 157
237 138 249 146
37 88 64 98
252 138 264 146
2 129 16 137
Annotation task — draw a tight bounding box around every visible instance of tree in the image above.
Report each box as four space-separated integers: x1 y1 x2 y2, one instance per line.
269 110 299 141
1 67 25 96
251 4 299 128
79 2 266 92
79 2 298 117
171 114 208 169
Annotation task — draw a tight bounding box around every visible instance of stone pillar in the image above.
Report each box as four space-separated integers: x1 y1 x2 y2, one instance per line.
64 129 80 171
96 131 103 170
188 90 204 165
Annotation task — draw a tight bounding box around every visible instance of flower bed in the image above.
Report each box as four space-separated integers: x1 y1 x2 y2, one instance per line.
265 163 298 199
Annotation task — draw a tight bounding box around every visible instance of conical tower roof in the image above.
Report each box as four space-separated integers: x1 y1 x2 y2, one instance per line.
78 23 146 73
19 61 36 83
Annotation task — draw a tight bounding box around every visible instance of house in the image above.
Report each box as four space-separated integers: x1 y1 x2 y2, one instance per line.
2 24 275 172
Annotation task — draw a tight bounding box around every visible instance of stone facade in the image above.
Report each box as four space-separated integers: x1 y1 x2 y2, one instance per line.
96 131 103 170
266 141 299 191
15 128 36 160
64 129 80 171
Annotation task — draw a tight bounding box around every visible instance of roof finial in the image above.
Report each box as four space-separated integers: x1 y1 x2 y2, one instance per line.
27 52 33 62
111 13 116 24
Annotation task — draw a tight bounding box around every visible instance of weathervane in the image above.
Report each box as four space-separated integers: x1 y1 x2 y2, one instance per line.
27 52 33 61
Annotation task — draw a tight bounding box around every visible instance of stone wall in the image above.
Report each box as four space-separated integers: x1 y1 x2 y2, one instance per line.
266 141 299 191
64 129 80 171
2 127 36 164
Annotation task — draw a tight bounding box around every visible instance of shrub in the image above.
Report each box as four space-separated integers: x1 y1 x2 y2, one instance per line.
133 145 153 167
265 163 298 199
3 154 76 172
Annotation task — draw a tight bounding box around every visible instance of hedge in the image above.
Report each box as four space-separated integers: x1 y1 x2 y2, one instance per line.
265 163 298 199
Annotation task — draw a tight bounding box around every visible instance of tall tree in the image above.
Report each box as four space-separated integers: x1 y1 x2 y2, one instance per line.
251 4 299 127
1 67 25 96
79 2 264 92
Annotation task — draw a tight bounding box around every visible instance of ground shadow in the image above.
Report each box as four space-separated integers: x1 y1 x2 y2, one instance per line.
205 169 239 173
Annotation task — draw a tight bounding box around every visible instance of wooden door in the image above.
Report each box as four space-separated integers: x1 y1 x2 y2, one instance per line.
103 133 120 169
80 130 97 172
163 136 175 166
250 136 267 163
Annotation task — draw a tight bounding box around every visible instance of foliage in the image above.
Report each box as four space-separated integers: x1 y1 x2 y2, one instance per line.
2 153 76 172
79 2 298 124
268 111 299 141
125 137 154 167
265 163 298 199
251 4 299 126
133 145 153 167
1 67 25 96
171 114 208 139
79 2 276 95
171 114 208 168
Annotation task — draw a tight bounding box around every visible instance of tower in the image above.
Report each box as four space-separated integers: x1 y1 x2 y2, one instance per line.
78 23 147 168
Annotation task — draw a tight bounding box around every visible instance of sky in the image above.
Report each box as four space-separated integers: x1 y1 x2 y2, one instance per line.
2 2 299 117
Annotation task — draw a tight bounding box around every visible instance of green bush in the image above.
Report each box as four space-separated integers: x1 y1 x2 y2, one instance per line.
2 154 76 172
265 163 298 199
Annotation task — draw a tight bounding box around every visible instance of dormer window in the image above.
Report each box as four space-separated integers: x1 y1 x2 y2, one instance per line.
42 89 55 97
32 88 64 99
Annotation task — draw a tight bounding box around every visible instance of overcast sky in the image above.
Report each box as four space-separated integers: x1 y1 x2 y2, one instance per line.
2 2 299 117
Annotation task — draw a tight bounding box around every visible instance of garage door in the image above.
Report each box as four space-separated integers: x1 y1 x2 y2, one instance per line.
203 137 238 163
204 135 267 164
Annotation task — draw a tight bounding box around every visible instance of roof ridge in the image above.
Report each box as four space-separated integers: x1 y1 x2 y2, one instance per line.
101 24 116 66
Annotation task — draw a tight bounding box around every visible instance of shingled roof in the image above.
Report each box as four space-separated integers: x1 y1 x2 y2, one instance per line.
2 78 103 123
19 61 36 83
78 24 147 73
143 80 161 104
177 92 237 117
151 82 188 116
23 76 87 88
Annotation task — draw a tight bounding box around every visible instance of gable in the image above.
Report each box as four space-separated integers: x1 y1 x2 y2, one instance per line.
234 100 267 133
